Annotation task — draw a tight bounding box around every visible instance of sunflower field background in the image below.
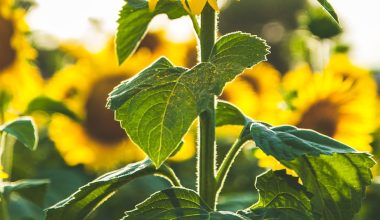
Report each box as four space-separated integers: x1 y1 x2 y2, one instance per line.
1 0 380 219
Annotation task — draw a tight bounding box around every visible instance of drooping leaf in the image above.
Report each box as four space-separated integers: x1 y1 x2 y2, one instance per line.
216 100 248 127
283 154 375 220
0 117 38 150
45 159 177 220
245 122 374 219
108 32 269 167
238 170 313 220
315 0 338 22
123 187 248 219
248 122 357 161
26 96 80 122
117 0 187 64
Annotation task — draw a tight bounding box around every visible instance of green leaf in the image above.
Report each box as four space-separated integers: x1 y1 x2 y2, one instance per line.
246 122 375 219
316 0 339 23
26 96 80 122
0 117 38 150
248 122 357 161
239 170 313 220
1 179 50 207
45 159 176 220
123 187 248 219
117 0 187 64
216 100 248 127
108 32 269 167
284 154 374 220
209 32 270 93
108 58 216 167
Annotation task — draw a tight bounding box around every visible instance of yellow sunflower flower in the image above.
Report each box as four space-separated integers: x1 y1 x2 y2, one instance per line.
256 59 377 172
46 31 196 172
217 63 283 139
0 1 43 121
149 0 219 15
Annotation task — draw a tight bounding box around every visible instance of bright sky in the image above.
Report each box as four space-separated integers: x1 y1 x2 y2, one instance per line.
27 0 380 69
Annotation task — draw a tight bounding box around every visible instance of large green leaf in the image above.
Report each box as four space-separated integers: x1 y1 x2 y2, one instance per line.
239 170 313 220
108 59 216 167
108 32 269 167
26 96 80 122
284 154 374 220
117 0 187 64
246 122 374 219
0 117 38 150
315 0 338 22
45 159 178 220
123 187 248 219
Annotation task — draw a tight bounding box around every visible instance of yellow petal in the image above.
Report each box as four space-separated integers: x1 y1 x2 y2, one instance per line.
208 0 220 12
188 0 208 15
148 0 159 11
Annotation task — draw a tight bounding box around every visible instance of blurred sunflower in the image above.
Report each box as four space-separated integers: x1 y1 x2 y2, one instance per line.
217 63 283 140
0 165 8 179
46 30 197 171
256 57 377 171
0 0 42 121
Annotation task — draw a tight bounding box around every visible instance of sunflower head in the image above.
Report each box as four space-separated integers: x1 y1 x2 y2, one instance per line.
256 61 378 173
0 2 42 118
0 12 16 72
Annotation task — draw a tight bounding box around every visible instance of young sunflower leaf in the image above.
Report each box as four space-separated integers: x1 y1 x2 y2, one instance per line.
123 187 248 219
209 32 270 93
216 100 248 127
108 32 269 167
26 96 80 122
0 117 38 150
246 122 375 219
117 0 187 64
316 0 338 23
45 159 177 220
238 170 313 220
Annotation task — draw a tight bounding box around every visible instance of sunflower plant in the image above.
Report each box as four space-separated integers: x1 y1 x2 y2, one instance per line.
45 0 374 219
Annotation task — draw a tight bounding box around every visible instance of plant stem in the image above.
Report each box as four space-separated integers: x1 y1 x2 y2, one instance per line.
198 4 217 210
215 137 247 197
158 164 182 187
0 194 10 220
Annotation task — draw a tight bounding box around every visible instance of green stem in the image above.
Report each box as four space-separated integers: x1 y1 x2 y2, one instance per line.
157 164 182 187
190 14 200 37
215 137 247 197
0 194 10 220
198 4 217 210
0 133 15 180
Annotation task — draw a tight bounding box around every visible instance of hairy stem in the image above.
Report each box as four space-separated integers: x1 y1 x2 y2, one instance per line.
215 137 247 198
198 4 217 210
157 164 182 187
